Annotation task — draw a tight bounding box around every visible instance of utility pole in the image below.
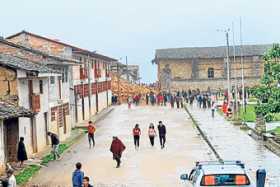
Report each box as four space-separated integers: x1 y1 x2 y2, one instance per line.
232 22 238 120
117 62 120 104
126 56 129 82
87 54 92 117
105 63 109 107
225 30 231 103
240 17 246 114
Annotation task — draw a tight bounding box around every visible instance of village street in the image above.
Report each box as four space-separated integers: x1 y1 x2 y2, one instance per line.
28 105 214 187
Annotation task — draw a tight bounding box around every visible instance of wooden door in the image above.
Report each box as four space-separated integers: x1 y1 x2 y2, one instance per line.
4 118 19 162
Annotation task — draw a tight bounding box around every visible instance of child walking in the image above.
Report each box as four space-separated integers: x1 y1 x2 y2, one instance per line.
133 124 141 150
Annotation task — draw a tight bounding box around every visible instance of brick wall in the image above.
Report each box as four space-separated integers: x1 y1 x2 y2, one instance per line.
8 33 71 58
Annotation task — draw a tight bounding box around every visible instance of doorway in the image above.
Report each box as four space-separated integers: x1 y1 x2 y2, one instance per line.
4 118 19 162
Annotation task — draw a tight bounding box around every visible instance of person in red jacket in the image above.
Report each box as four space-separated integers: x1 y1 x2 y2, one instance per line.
87 121 96 149
110 136 126 168
132 124 141 150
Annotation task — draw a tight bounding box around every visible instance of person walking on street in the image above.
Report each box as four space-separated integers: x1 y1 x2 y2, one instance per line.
72 162 84 187
110 136 126 168
133 124 141 150
47 132 60 160
211 102 216 118
83 176 93 187
146 93 149 105
170 95 175 108
148 123 157 146
128 96 133 109
180 95 184 108
163 93 168 106
17 137 27 167
175 95 180 109
157 121 166 149
87 121 96 148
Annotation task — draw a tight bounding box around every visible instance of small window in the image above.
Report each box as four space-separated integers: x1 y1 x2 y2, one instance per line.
50 76 55 84
62 68 68 83
208 68 214 78
39 80 43 94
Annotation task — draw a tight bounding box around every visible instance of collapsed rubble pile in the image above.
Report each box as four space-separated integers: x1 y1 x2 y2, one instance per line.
111 73 157 103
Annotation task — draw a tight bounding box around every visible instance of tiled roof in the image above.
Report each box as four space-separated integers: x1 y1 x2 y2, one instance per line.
0 102 34 119
6 31 117 62
0 38 79 64
0 53 59 73
155 44 272 60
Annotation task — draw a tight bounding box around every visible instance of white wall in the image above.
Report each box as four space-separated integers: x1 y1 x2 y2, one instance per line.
49 77 59 103
18 117 33 154
17 78 50 152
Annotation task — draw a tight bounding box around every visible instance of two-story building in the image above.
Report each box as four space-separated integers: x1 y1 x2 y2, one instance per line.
0 53 60 172
6 31 117 126
154 45 272 92
0 38 78 156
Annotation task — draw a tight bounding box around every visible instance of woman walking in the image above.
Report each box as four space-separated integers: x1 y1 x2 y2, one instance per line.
110 136 126 168
133 124 141 150
17 137 27 167
148 123 157 146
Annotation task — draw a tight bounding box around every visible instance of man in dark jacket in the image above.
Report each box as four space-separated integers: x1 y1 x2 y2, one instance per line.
157 121 167 149
47 132 60 160
72 162 84 187
110 136 126 168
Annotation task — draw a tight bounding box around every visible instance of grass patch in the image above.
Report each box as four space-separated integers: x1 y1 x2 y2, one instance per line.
15 165 41 185
16 144 71 184
240 105 280 122
240 105 256 122
269 127 280 136
13 129 85 186
41 144 69 165
248 97 258 103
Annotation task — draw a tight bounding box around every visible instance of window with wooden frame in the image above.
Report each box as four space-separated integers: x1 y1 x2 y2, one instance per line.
32 94 40 112
51 107 57 121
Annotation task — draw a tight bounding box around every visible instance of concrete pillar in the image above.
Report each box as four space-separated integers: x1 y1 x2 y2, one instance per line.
255 115 266 135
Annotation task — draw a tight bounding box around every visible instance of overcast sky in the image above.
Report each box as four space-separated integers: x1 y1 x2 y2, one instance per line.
1 0 279 83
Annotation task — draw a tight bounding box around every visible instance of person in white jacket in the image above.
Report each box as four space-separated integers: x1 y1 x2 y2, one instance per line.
7 169 16 187
211 102 216 118
148 123 157 146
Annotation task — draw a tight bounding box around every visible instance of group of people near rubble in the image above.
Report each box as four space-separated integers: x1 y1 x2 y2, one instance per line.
145 91 185 108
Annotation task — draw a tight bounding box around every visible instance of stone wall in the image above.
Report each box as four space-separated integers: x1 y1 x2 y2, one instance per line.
170 77 260 92
158 56 264 91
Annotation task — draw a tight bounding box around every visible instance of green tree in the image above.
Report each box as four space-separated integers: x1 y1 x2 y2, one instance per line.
252 44 280 122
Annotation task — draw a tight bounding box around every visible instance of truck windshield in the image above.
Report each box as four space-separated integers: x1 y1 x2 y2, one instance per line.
201 174 250 186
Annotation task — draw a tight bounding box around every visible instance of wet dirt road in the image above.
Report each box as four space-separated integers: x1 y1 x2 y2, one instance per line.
187 104 280 186
28 105 213 187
